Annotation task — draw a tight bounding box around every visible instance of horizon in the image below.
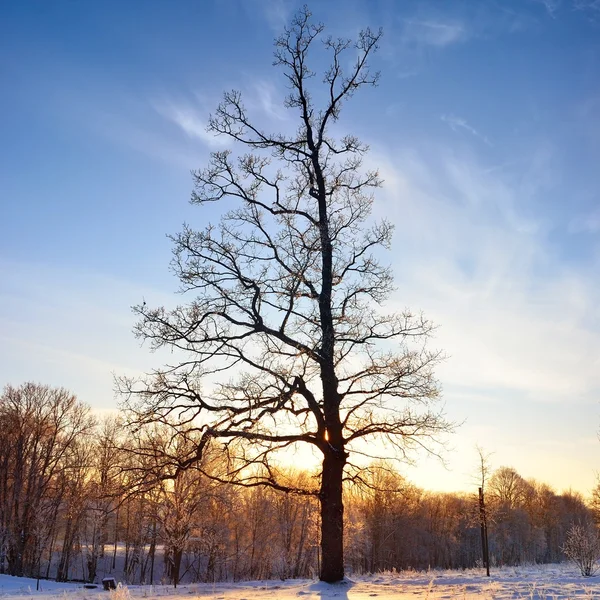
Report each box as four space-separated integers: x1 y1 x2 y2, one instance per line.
1 0 600 496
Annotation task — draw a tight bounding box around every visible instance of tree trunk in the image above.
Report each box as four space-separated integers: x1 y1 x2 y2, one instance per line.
172 547 182 588
45 525 58 579
111 506 119 571
7 532 25 577
319 449 346 583
148 520 156 585
123 501 130 577
56 518 73 582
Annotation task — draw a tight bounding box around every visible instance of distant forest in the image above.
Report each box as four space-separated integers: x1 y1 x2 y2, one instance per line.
1 383 597 584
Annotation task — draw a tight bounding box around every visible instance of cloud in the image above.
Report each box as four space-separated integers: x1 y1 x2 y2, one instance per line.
153 83 289 150
402 19 468 47
530 0 600 21
572 0 600 21
569 208 600 233
366 143 600 404
530 0 562 18
152 100 228 148
252 0 292 33
24 73 217 169
251 80 288 122
362 140 600 491
441 114 493 146
93 112 208 169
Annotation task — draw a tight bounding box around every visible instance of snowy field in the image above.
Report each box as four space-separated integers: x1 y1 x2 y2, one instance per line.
2 564 600 600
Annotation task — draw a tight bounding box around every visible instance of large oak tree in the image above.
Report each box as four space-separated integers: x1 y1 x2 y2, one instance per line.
119 7 451 582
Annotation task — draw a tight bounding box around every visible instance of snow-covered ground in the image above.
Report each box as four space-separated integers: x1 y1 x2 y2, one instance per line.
2 564 600 600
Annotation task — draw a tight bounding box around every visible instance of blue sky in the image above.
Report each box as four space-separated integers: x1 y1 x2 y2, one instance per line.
1 0 600 494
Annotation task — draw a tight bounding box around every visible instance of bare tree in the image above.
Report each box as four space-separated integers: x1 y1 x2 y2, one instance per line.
154 443 209 587
118 7 451 582
488 466 533 510
475 446 491 576
81 416 124 583
590 478 600 526
271 471 318 579
56 436 92 582
563 524 600 576
0 383 94 578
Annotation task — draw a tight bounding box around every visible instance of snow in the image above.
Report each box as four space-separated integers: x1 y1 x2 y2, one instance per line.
2 564 600 600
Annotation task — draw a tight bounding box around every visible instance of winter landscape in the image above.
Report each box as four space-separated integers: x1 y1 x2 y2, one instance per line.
3 566 600 600
2 0 600 596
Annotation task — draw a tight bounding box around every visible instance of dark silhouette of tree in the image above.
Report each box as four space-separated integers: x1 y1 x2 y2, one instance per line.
118 7 451 582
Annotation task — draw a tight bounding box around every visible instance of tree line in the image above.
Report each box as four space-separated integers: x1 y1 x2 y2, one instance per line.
0 383 596 585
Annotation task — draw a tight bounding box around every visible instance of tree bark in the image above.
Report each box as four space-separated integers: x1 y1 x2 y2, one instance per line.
56 518 74 582
172 547 182 588
148 519 156 585
319 448 346 583
112 505 119 571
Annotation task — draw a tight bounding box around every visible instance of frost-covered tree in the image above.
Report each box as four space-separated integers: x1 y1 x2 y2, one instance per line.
0 383 93 578
563 524 600 576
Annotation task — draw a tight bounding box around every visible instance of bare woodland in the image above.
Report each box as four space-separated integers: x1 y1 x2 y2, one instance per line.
1 383 598 584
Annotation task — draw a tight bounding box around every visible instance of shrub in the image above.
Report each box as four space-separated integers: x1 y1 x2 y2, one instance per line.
109 583 131 600
563 524 600 576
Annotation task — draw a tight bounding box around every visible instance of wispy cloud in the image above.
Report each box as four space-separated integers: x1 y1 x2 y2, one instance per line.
95 113 208 169
402 19 468 47
253 0 292 33
25 73 216 169
530 0 562 18
441 114 493 146
530 0 600 21
363 141 600 493
569 208 600 233
572 0 600 21
152 100 227 148
251 80 288 121
367 143 599 402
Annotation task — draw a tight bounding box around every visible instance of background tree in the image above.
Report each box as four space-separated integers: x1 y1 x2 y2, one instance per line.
0 405 594 583
149 432 211 587
55 436 92 582
589 478 600 525
474 445 491 575
118 7 451 582
488 467 533 509
81 416 124 583
271 470 318 579
0 383 93 578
